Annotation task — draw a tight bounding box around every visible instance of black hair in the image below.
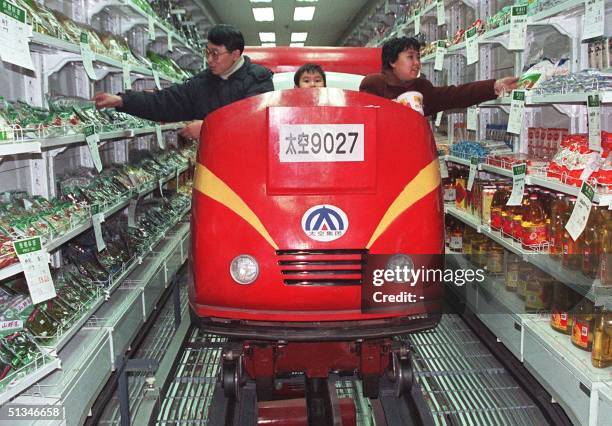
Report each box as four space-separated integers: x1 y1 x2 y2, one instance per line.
381 36 421 69
293 63 327 87
207 24 245 53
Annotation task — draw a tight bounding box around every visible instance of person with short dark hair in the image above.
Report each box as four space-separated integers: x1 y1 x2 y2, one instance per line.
94 24 274 139
294 63 326 88
360 36 518 116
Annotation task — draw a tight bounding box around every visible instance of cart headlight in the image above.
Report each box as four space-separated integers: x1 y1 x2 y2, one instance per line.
386 254 414 283
230 255 259 285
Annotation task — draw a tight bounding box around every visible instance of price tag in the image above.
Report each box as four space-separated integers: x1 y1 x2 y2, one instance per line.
0 319 23 334
84 125 103 172
148 14 155 40
175 167 180 190
435 111 443 127
79 32 97 80
587 93 601 151
152 63 161 89
580 152 604 181
155 124 165 149
92 212 106 252
439 157 449 179
122 52 131 90
507 90 526 135
167 32 173 52
128 199 137 227
13 237 56 305
437 0 445 26
467 107 478 131
565 182 595 241
158 178 164 197
506 163 526 206
434 41 446 71
414 11 420 34
583 0 604 41
465 27 479 65
467 157 478 191
0 0 34 70
508 5 528 51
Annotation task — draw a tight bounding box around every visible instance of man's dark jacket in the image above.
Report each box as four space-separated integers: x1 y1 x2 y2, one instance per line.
117 56 273 122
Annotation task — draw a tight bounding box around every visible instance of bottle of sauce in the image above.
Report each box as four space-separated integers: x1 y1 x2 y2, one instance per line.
562 197 582 271
549 194 567 257
599 212 611 287
449 221 464 253
512 191 530 242
525 271 552 312
490 186 508 230
550 285 579 334
571 299 595 352
522 193 548 250
582 207 601 278
487 243 504 274
592 307 612 368
505 252 521 292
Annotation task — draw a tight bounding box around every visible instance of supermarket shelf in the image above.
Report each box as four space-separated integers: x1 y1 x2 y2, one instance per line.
0 141 42 156
0 358 62 406
523 317 612 425
10 218 190 421
0 262 23 281
529 92 612 105
30 33 181 84
444 204 611 308
445 155 612 205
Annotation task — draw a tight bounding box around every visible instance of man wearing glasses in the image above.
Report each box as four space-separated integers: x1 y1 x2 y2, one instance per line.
94 24 273 139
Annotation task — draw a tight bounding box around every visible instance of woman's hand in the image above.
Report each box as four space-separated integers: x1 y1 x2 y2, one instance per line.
494 76 520 97
93 92 123 109
179 120 203 140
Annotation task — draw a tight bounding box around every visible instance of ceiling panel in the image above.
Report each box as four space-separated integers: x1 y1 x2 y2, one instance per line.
205 0 371 46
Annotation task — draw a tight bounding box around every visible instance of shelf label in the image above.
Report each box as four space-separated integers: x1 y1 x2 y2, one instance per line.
175 167 180 190
580 152 604 181
467 106 478 131
122 52 131 90
587 93 601 151
148 14 155 40
155 124 165 149
506 163 526 206
92 212 106 252
167 32 173 52
434 41 446 71
565 182 595 241
508 5 528 50
13 237 56 305
152 63 161 89
79 32 97 80
84 125 103 172
439 156 449 179
128 199 137 227
0 319 23 334
583 0 604 41
435 111 443 127
507 90 526 135
414 11 420 35
467 157 478 191
436 0 445 26
0 0 34 71
465 27 479 65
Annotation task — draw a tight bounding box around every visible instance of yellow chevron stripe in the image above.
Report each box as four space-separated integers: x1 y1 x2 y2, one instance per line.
193 163 279 250
366 159 441 249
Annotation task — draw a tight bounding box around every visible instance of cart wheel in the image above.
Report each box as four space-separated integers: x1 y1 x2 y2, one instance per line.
392 351 413 397
222 359 241 399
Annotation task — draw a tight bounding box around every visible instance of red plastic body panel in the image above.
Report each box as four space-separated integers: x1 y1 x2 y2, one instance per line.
244 46 381 75
189 88 443 325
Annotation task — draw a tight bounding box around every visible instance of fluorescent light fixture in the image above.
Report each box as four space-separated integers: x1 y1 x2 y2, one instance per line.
294 6 315 21
291 32 308 42
252 7 274 21
297 0 318 2
290 42 305 47
261 42 276 47
250 0 271 3
259 32 276 42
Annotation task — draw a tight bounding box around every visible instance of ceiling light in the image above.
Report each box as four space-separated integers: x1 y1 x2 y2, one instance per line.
291 32 308 42
252 7 274 21
297 0 318 2
261 42 276 47
290 43 305 47
294 6 315 21
259 32 276 42
250 0 271 3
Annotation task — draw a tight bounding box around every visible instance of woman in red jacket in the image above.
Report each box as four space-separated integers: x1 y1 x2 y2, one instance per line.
359 36 518 117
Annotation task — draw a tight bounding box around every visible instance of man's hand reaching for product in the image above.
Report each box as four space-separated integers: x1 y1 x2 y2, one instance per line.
179 120 203 141
93 92 123 109
494 76 520 97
